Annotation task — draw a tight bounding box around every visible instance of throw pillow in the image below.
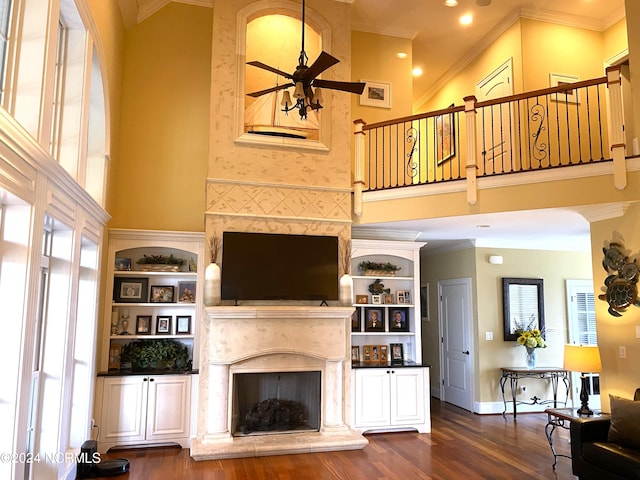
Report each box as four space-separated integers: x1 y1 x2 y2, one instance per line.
608 394 640 449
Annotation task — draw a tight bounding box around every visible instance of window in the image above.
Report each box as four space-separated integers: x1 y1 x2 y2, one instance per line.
0 0 12 101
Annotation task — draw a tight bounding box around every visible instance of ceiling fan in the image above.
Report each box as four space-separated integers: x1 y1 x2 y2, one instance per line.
246 0 365 120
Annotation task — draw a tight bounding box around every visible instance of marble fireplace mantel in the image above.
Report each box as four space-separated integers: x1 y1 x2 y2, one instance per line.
190 305 368 460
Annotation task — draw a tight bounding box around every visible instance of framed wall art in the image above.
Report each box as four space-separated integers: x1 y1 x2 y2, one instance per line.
436 111 455 164
150 285 174 303
359 80 391 108
549 73 579 104
113 277 148 303
177 281 196 303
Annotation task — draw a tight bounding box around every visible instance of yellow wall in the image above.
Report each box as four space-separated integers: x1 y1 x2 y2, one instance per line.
351 31 413 123
603 17 628 61
590 203 640 407
110 3 211 231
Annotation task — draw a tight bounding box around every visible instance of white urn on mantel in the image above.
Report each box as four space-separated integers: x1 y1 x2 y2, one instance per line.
204 236 221 306
339 273 353 306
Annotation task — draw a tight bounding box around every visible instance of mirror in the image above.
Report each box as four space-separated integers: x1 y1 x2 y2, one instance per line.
502 277 545 341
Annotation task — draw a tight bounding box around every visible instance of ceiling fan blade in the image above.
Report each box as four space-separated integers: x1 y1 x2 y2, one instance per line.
246 83 294 98
313 79 366 95
247 61 293 80
302 51 339 80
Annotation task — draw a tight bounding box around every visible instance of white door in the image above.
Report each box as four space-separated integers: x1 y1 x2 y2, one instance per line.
566 279 600 410
100 376 147 443
476 58 514 174
354 369 391 427
146 375 191 440
389 368 425 426
439 278 474 411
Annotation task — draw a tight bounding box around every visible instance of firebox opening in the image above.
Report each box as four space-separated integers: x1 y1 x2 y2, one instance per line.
232 371 321 436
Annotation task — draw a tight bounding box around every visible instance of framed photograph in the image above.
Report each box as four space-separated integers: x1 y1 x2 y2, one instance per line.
421 284 429 321
390 343 404 365
372 345 380 362
383 293 395 304
150 285 174 303
114 257 131 271
364 307 384 332
359 80 391 108
113 277 148 303
176 315 192 335
380 345 389 363
177 281 196 303
363 345 372 363
351 309 361 332
371 294 382 305
390 307 409 332
351 345 360 363
436 111 455 164
549 73 579 104
156 315 171 334
397 290 411 304
136 315 151 335
356 294 369 304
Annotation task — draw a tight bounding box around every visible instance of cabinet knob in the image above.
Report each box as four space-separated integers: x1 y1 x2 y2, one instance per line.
143 378 148 381
463 350 470 355
149 378 154 382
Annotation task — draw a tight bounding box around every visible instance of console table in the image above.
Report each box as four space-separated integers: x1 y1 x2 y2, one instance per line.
500 367 569 418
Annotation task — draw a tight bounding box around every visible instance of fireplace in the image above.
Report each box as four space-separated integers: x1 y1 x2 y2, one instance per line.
190 306 367 460
233 371 321 435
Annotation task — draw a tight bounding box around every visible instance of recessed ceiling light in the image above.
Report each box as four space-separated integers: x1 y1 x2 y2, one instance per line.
476 0 491 5
444 0 458 6
396 52 408 59
412 67 423 77
460 14 473 25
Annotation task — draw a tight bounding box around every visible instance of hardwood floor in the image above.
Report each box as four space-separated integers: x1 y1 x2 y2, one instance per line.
94 399 577 479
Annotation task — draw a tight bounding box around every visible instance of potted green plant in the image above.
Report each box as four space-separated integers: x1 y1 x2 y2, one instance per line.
358 260 401 276
136 254 185 272
120 339 191 372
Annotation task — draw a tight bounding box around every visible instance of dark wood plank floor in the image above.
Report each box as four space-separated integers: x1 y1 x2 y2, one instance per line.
94 399 577 479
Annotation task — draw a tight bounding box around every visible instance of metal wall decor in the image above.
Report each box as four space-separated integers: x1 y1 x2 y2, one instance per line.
599 241 640 317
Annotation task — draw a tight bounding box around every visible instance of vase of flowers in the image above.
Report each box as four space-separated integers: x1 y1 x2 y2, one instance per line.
516 321 546 369
204 236 221 306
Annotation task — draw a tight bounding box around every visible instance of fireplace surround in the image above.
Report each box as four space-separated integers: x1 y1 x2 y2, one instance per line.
190 305 367 459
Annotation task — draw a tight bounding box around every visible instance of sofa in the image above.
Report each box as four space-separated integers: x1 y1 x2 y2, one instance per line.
570 389 640 480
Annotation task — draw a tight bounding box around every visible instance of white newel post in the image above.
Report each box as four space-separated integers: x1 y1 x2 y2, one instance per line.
353 119 367 216
464 95 478 205
607 65 627 190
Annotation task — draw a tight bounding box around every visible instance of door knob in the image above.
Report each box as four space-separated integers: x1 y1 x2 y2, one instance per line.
463 350 470 355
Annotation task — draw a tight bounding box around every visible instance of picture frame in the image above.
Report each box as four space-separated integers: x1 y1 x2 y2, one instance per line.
380 345 389 363
371 294 382 305
351 345 360 363
113 277 148 303
363 345 372 363
549 73 579 104
114 257 131 271
390 343 404 365
383 293 395 304
177 281 196 303
156 315 171 334
359 80 392 108
364 307 384 332
136 315 152 335
176 315 192 335
390 307 409 332
397 290 411 304
150 285 174 303
355 294 369 304
351 309 361 332
502 277 545 341
436 111 455 164
420 284 429 321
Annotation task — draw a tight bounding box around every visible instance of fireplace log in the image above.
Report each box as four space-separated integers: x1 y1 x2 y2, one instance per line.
240 398 308 434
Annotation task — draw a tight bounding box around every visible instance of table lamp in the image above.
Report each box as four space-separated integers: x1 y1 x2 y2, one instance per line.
563 344 602 415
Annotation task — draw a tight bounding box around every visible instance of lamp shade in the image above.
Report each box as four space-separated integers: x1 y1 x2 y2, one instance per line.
564 344 602 373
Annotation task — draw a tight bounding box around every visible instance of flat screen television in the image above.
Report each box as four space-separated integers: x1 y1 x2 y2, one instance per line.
221 232 339 302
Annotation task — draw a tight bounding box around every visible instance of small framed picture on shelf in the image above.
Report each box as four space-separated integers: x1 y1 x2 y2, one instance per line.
351 309 361 332
364 307 384 332
156 315 171 334
177 281 196 303
380 345 389 363
113 277 148 303
176 315 192 334
389 307 409 332
114 257 132 271
390 343 404 365
356 294 369 304
136 315 152 334
351 346 360 363
371 294 382 305
150 285 174 303
397 290 411 304
363 345 372 363
383 293 395 304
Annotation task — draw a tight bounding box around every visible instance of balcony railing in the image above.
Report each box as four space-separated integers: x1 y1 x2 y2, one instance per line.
353 66 626 212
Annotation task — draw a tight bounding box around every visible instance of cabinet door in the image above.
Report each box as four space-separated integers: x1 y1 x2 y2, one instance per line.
146 375 191 440
354 369 391 427
390 368 425 426
99 376 147 443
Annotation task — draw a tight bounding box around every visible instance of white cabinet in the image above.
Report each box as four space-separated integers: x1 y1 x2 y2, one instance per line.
352 367 430 433
96 375 192 451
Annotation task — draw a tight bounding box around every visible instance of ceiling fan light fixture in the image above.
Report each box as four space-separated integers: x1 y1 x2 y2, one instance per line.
293 82 305 99
312 87 323 105
280 90 293 108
